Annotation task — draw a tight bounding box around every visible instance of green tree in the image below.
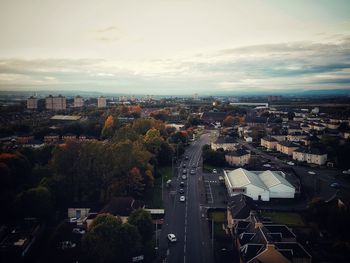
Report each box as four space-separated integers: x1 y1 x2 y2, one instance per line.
128 209 154 243
82 214 142 263
144 128 163 154
15 186 53 220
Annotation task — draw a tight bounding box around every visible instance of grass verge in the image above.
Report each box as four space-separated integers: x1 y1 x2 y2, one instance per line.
262 211 305 227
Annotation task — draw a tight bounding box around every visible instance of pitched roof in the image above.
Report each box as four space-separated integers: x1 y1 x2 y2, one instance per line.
226 168 268 190
261 136 277 142
100 197 145 217
228 194 256 220
259 170 294 189
226 148 250 157
277 141 299 148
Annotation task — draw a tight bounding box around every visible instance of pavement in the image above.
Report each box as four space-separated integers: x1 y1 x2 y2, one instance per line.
156 133 214 263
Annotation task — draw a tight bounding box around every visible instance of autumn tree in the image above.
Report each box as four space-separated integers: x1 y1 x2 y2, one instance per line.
144 128 163 154
101 115 117 139
223 115 234 127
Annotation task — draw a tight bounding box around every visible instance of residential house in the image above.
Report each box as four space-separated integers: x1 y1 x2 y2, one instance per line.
286 132 307 142
293 147 327 165
227 194 256 230
260 136 278 150
276 141 299 156
62 133 77 141
211 136 238 151
225 149 251 167
100 197 145 223
44 133 60 143
16 134 34 144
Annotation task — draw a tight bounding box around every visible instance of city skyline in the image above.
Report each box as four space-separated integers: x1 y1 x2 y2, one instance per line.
1 0 350 95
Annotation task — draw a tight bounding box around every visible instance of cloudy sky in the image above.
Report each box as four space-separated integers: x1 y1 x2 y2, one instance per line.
0 0 350 95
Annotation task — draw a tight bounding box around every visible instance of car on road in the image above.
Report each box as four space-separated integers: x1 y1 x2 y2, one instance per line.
182 169 187 174
72 228 86 234
180 196 185 202
308 171 316 175
182 174 187 180
183 163 186 168
178 188 184 194
185 155 189 160
342 169 350 174
190 169 195 175
180 181 185 187
330 182 341 188
168 233 177 242
287 161 295 166
212 169 217 174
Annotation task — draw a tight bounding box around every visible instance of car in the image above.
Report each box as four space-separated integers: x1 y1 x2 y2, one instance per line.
59 241 76 250
263 164 271 168
72 228 86 234
342 169 350 174
69 217 78 223
178 188 184 194
183 163 186 168
308 171 316 175
330 182 341 188
182 169 187 174
180 181 185 187
182 175 187 180
168 233 177 242
180 196 185 202
212 169 217 174
185 155 189 160
190 169 195 175
287 161 295 166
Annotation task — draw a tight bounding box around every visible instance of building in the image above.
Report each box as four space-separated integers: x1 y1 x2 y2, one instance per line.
74 95 84 107
293 147 327 165
45 95 66 110
211 136 238 151
260 136 278 150
62 134 77 141
225 149 251 167
224 168 295 201
100 197 145 223
16 134 34 144
44 133 60 143
237 216 311 263
97 96 107 108
276 141 299 156
227 194 256 229
26 96 37 110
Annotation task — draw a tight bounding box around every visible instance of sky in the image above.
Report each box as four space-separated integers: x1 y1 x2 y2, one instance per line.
0 0 350 95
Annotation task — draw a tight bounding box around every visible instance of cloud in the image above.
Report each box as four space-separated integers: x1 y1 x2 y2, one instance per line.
1 37 350 94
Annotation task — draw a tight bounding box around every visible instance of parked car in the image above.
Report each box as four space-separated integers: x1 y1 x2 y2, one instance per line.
263 164 271 168
178 188 184 194
183 163 186 168
168 233 177 242
308 171 316 175
190 169 195 175
182 175 187 180
287 161 295 166
342 169 350 174
212 169 217 174
180 196 185 202
182 169 187 174
180 181 185 187
185 155 189 160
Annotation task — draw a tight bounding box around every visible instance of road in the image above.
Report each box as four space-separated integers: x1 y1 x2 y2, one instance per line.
157 133 213 263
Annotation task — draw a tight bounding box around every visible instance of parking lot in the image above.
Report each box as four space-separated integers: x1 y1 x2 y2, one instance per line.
202 173 228 207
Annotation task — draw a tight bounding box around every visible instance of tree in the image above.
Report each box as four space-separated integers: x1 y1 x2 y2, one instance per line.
128 209 154 243
157 142 174 166
82 214 142 263
223 115 234 127
101 115 116 139
144 128 163 154
15 186 53 220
